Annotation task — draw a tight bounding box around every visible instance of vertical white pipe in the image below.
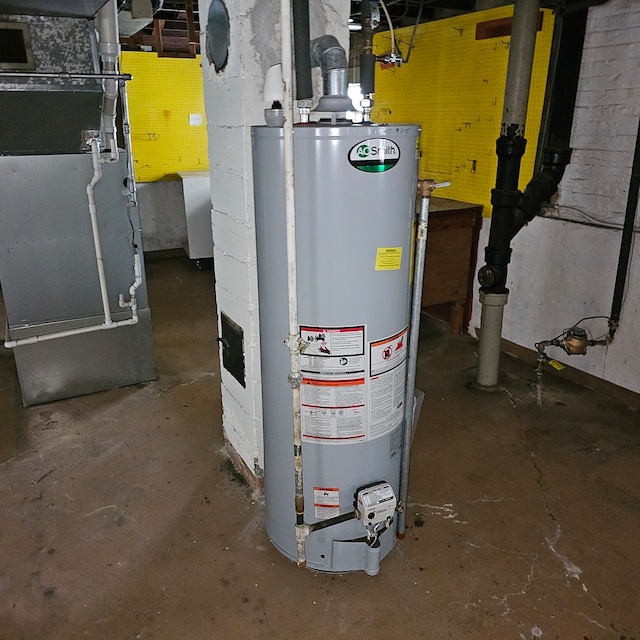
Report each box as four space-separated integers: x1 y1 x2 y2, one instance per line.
280 0 307 566
476 292 508 387
501 0 539 133
87 138 113 326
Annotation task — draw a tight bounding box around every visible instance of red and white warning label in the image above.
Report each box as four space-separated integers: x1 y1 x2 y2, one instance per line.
298 324 408 444
313 486 340 520
370 327 407 377
301 378 366 443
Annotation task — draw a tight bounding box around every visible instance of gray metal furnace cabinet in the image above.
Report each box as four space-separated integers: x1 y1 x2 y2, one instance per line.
0 153 156 406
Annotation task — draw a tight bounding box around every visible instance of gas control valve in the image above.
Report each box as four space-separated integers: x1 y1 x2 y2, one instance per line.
355 482 397 530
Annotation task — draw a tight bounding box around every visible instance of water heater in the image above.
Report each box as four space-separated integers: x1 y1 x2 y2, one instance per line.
253 123 419 574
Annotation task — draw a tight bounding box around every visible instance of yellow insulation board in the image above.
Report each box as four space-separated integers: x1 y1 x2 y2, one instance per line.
120 52 208 183
372 6 554 215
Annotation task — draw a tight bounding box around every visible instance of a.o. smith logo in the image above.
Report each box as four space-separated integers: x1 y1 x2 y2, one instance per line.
348 138 400 172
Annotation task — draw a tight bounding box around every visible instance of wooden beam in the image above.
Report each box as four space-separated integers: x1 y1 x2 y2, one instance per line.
476 12 544 41
185 0 197 56
153 18 165 55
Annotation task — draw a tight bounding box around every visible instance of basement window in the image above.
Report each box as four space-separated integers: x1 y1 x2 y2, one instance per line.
0 21 35 70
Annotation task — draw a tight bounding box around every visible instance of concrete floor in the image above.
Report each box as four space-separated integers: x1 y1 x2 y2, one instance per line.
1 255 639 640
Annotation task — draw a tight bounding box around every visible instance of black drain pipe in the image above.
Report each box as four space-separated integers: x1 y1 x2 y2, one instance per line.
476 0 541 388
476 1 601 387
512 3 591 237
609 113 640 338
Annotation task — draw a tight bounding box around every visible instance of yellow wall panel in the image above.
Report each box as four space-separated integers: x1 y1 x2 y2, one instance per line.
120 52 208 183
372 6 554 215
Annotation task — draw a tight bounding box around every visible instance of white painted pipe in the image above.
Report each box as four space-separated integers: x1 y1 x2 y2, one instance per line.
119 252 142 314
3 317 138 349
4 141 140 350
87 138 113 326
476 292 509 388
280 0 307 567
502 0 539 133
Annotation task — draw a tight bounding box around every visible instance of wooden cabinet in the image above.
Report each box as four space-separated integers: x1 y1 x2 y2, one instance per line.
421 197 483 334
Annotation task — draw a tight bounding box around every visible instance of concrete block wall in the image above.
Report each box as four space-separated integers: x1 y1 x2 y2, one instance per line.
471 0 640 395
200 0 350 477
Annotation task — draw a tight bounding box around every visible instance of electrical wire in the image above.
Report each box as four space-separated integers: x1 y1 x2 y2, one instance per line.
378 0 397 56
404 0 424 64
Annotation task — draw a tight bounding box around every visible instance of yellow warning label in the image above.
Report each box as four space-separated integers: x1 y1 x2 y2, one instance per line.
548 359 565 371
375 247 403 271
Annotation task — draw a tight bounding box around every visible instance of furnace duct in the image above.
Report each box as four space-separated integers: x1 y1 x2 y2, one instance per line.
96 0 120 161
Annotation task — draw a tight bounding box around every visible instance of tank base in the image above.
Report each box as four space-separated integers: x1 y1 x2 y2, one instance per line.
267 525 396 575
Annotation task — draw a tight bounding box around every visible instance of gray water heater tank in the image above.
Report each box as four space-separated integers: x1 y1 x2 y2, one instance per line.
253 123 420 574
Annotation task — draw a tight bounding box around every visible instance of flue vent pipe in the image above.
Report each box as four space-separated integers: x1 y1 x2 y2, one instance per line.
310 35 353 114
96 0 120 162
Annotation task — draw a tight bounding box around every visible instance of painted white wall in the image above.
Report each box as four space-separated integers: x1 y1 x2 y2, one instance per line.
470 0 640 395
200 0 350 476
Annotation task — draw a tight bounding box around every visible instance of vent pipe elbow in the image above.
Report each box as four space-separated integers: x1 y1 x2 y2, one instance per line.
310 35 348 72
310 35 353 113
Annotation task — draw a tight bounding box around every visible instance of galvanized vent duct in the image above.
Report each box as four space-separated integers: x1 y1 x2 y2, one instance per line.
310 34 353 113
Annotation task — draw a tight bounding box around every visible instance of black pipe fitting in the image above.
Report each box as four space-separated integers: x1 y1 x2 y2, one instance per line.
495 135 527 187
496 135 527 156
511 146 572 237
491 189 521 209
484 247 512 266
487 188 520 256
478 264 506 290
480 131 526 294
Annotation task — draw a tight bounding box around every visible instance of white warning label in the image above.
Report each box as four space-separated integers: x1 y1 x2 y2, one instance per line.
369 328 408 439
301 378 366 443
298 324 409 445
313 486 340 520
370 327 407 377
300 325 365 379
